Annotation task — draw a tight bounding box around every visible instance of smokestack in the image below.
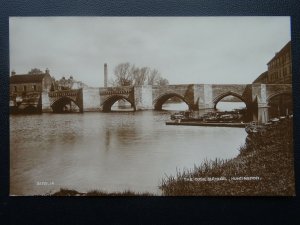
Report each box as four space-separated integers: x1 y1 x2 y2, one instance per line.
104 63 108 88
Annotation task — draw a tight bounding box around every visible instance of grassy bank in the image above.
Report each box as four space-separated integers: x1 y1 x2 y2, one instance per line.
160 117 295 196
49 188 154 196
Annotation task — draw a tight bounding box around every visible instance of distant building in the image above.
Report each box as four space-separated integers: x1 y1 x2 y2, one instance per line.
10 69 53 113
267 41 292 84
55 76 88 90
253 41 292 84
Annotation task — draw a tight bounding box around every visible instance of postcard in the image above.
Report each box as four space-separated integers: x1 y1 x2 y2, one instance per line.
9 17 295 196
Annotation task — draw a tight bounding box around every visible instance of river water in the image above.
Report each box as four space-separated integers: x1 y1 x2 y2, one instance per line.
10 102 247 195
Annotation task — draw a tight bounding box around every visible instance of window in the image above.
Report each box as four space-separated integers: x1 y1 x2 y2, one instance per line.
33 85 37 91
285 68 287 76
23 85 27 92
14 86 17 91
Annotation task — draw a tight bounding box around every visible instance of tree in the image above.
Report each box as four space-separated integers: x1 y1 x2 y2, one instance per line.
28 68 43 74
111 63 169 87
147 69 169 86
112 63 133 86
157 77 169 86
133 67 149 85
147 69 160 85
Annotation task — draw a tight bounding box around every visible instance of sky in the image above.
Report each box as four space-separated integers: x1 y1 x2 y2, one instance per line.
9 17 291 87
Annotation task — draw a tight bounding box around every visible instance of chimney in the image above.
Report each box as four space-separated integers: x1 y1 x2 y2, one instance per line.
11 70 16 76
104 63 108 88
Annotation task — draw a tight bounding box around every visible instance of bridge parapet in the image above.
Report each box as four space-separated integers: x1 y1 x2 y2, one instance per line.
49 89 81 98
99 86 133 95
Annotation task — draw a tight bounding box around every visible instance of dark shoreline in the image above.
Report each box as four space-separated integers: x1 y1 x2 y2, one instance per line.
160 117 295 196
166 121 246 128
48 189 154 196
49 117 295 196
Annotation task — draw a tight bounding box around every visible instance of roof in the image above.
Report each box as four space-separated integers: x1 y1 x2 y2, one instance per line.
253 71 268 84
267 41 291 65
10 73 50 84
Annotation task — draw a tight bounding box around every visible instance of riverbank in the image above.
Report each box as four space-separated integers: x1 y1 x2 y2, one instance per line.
160 117 295 196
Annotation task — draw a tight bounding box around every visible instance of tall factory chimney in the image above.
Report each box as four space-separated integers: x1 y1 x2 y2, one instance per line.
104 63 108 88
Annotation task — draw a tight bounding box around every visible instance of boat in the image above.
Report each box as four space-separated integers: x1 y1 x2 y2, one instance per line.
170 109 245 123
170 112 185 120
245 121 266 134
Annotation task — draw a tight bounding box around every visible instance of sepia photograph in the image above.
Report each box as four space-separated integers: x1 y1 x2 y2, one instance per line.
9 16 295 196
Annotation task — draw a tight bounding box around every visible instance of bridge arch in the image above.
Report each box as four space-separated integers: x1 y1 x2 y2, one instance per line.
51 96 81 113
213 91 249 109
153 93 192 110
266 91 292 103
267 91 293 117
101 95 136 112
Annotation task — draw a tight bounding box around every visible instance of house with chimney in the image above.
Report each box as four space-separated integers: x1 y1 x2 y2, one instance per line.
10 68 53 113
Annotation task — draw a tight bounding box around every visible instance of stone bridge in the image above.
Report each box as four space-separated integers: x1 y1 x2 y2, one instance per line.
99 83 292 122
40 83 292 122
99 84 292 113
48 89 83 113
100 86 135 111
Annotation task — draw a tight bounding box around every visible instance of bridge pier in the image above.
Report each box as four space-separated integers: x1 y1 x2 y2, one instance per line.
41 91 52 112
78 89 84 113
256 105 269 123
83 87 101 111
194 84 215 110
134 85 154 110
252 84 269 123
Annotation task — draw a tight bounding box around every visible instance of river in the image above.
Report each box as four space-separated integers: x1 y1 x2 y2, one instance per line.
10 102 247 195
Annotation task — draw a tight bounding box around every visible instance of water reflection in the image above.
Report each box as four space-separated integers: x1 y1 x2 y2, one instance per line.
10 106 247 195
104 129 111 151
111 99 135 112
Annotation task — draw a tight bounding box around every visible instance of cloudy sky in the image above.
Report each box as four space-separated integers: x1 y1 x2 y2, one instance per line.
10 17 291 87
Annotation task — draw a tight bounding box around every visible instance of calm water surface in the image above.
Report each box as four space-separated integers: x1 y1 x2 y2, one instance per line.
10 103 247 195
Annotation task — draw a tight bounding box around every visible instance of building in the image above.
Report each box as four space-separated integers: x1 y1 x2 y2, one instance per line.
253 41 292 84
266 41 292 84
10 69 53 113
252 71 268 84
55 76 88 90
252 41 293 118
